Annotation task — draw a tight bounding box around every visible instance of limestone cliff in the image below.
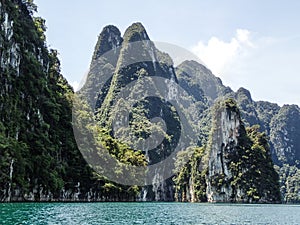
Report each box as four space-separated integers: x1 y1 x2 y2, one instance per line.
0 0 286 202
0 0 95 202
80 22 188 201
176 60 300 202
205 99 280 203
206 100 241 202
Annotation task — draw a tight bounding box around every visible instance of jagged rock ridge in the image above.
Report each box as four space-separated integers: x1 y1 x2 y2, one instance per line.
81 22 187 201
81 23 284 203
176 60 300 202
1 0 298 202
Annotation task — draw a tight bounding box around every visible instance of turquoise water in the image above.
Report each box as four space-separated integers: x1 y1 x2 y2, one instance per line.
0 202 300 225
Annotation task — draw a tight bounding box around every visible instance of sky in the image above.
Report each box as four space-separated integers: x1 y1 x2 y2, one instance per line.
34 0 300 106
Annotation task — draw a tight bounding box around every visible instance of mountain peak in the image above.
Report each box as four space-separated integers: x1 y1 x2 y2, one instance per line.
176 60 232 102
92 25 123 60
180 60 212 74
123 22 150 42
102 25 121 34
236 87 252 101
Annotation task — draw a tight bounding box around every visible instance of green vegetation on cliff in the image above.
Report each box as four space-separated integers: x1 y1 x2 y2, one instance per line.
0 0 94 200
174 99 281 203
0 0 298 203
0 0 145 201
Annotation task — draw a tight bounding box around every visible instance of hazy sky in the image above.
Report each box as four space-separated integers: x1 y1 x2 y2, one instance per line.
34 0 300 106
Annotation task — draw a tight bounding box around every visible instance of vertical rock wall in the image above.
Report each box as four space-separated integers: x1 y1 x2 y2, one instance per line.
206 104 241 202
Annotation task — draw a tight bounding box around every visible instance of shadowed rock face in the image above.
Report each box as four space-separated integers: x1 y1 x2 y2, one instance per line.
0 0 295 202
82 22 185 201
176 60 232 104
92 25 123 61
270 105 300 166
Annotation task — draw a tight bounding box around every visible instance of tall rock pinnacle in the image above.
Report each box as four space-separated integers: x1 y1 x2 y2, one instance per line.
92 25 123 60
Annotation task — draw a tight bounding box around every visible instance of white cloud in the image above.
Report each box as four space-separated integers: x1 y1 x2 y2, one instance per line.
191 31 300 106
191 29 254 76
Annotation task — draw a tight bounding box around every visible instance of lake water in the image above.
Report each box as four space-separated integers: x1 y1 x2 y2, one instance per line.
0 202 300 224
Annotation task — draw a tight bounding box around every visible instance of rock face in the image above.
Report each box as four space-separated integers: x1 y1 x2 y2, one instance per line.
81 22 186 201
0 0 296 202
176 60 300 202
177 60 300 170
270 105 300 166
173 99 281 203
0 0 97 202
176 60 232 104
206 102 241 202
0 2 20 74
205 100 281 203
